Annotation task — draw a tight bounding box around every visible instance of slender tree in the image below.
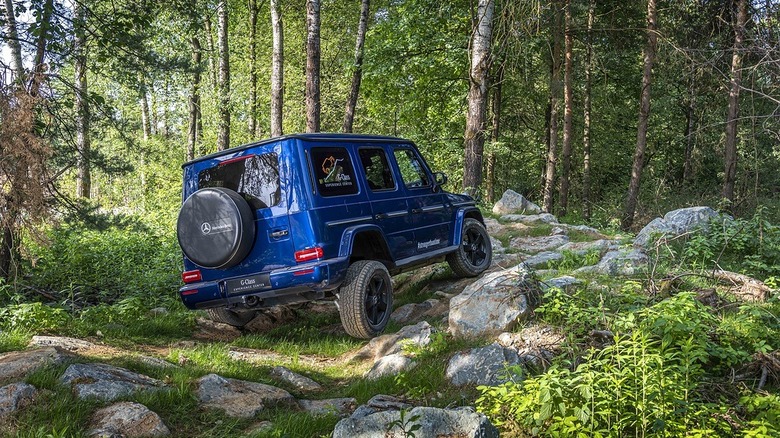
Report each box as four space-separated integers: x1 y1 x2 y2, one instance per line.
343 0 370 133
621 0 658 230
139 73 152 142
341 0 369 132
74 0 91 198
582 0 594 220
3 0 24 81
558 0 574 216
462 0 495 196
543 1 563 213
486 60 504 204
188 37 203 161
30 0 54 97
682 62 696 183
216 0 230 151
723 0 747 203
305 0 321 133
204 14 218 87
270 0 284 137
248 0 259 137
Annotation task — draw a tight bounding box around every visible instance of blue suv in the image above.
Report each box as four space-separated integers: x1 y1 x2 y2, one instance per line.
176 134 492 338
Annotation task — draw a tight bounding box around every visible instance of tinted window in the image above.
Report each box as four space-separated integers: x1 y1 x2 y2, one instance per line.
198 153 281 210
393 149 430 188
311 147 359 196
359 148 395 191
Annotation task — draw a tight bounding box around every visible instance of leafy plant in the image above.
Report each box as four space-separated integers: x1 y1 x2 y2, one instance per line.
386 408 422 438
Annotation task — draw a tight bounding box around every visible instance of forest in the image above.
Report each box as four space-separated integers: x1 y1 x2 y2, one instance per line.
2 0 780 436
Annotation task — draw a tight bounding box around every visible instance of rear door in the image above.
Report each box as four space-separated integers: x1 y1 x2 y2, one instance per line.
391 147 451 255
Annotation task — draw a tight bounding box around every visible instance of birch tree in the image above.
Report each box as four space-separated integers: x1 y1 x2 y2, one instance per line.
723 0 747 203
343 0 370 133
216 0 230 151
270 0 284 137
305 0 321 132
74 0 91 198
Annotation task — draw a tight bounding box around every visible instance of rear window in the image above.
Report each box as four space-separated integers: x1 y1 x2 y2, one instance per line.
311 147 358 197
198 153 281 210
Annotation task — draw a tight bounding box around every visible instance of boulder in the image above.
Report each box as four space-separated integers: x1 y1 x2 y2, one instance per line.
483 218 503 235
634 206 727 247
389 300 437 325
490 236 505 254
350 322 434 363
59 363 167 401
298 398 356 417
522 251 562 268
0 382 36 418
195 373 296 418
501 213 559 225
29 336 96 352
334 406 499 438
510 235 569 254
557 239 615 257
541 276 580 292
0 348 72 383
449 265 541 338
349 395 412 420
365 354 417 380
87 402 170 437
269 366 322 392
446 343 520 386
497 325 565 369
563 224 607 238
577 249 649 276
492 190 542 215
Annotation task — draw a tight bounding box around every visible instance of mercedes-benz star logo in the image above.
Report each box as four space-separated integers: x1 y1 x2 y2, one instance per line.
201 222 212 235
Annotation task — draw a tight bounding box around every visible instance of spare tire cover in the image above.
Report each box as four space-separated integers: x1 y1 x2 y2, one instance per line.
177 187 256 269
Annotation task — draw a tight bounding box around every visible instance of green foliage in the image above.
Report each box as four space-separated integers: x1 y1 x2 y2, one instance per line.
386 409 423 438
0 302 69 332
548 249 602 271
741 393 780 437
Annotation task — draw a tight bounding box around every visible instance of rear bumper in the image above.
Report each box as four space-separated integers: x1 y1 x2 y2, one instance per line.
178 257 349 310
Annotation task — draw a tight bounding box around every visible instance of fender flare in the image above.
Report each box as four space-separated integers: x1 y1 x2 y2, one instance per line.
338 224 395 264
453 206 485 246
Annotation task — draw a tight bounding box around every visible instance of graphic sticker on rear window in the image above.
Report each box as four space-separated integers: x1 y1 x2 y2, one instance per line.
311 147 358 196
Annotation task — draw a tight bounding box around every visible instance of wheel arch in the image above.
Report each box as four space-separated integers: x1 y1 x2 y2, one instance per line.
338 225 395 270
453 207 485 246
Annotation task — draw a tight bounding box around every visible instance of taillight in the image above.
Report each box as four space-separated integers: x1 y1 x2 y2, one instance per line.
294 247 323 263
181 289 199 296
182 270 202 283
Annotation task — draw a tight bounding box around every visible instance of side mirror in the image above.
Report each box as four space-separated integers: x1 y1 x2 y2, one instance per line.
434 171 448 186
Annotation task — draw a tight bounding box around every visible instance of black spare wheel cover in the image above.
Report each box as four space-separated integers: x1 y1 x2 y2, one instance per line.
177 187 256 269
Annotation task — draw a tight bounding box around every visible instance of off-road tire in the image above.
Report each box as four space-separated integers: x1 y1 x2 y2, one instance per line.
338 260 393 339
206 307 257 327
447 218 492 278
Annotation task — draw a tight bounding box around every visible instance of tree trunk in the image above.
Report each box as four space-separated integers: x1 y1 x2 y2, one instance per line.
3 0 24 82
543 1 563 213
305 0 321 133
723 0 747 203
248 0 258 137
270 0 284 137
139 73 151 142
74 1 91 199
204 14 218 88
217 0 230 151
0 226 13 280
621 0 658 231
487 60 504 204
462 0 495 196
343 0 370 133
558 0 574 217
582 0 594 221
30 0 54 97
683 63 696 184
188 37 202 161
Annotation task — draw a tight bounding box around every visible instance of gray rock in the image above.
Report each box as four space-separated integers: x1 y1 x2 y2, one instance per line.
390 300 436 325
87 402 170 437
446 343 520 386
195 373 295 418
577 249 649 276
551 226 567 236
541 276 580 292
449 265 541 338
365 354 417 380
501 213 559 225
148 307 169 316
492 189 542 215
497 325 565 369
564 224 606 238
0 382 36 418
29 336 96 352
522 251 562 268
483 218 503 235
351 322 434 362
334 405 499 438
634 206 727 247
557 239 613 257
298 398 356 417
136 356 179 369
489 236 505 254
60 363 167 402
0 348 72 383
269 366 322 392
510 235 569 254
349 395 412 420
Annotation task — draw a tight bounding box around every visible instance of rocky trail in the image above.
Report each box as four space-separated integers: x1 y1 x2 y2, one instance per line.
1 190 772 437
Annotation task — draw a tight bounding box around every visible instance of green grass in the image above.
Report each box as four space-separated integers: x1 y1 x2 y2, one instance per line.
0 329 32 353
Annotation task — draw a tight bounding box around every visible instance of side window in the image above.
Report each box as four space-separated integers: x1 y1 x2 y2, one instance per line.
359 148 395 191
310 147 359 196
393 149 430 188
198 153 281 210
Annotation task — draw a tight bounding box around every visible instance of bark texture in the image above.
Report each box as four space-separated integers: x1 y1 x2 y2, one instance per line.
248 0 259 137
305 0 321 133
4 0 24 80
217 0 231 151
204 15 218 88
723 0 747 203
74 1 91 198
543 1 563 213
621 0 658 231
30 0 54 97
558 0 574 217
343 0 370 133
487 61 504 204
270 0 284 137
188 37 203 161
462 0 495 196
582 0 594 220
